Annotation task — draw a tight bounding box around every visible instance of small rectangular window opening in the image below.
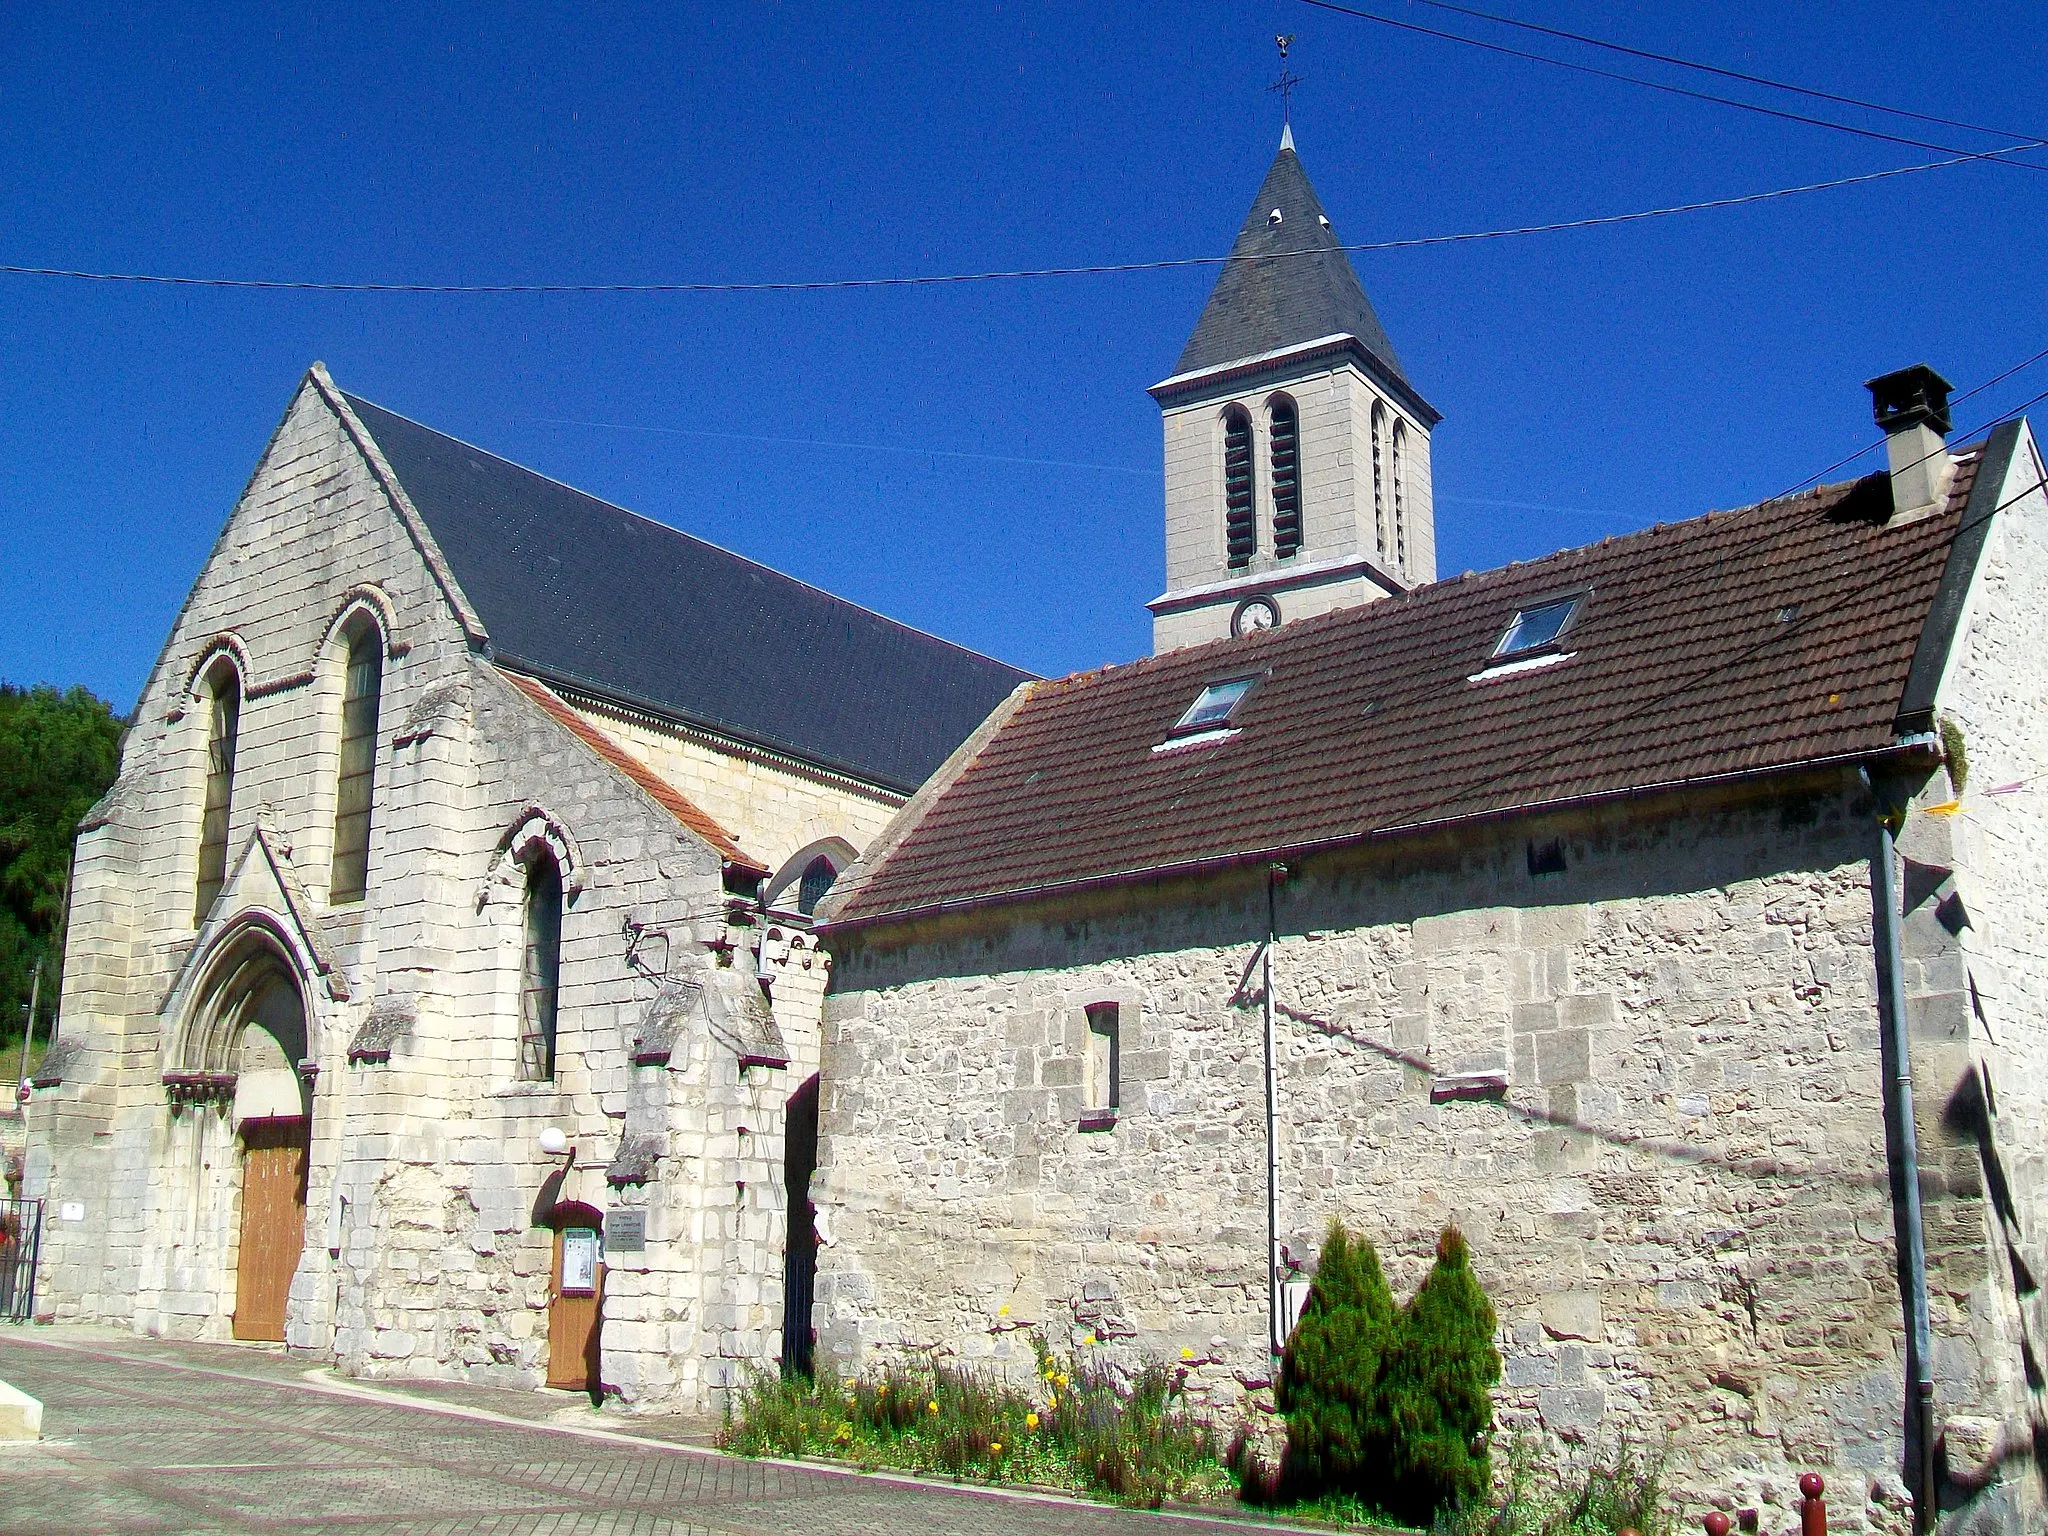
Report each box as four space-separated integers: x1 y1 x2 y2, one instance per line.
1174 675 1259 734
1493 595 1583 659
1082 1002 1120 1129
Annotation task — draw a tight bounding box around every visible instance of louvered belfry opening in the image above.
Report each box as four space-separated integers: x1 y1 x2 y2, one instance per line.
194 663 240 925
1371 402 1388 559
1392 419 1409 570
329 620 383 903
1223 406 1256 568
1269 395 1301 559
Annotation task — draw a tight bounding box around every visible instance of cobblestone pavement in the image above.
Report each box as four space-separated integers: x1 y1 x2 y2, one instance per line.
0 1329 1284 1535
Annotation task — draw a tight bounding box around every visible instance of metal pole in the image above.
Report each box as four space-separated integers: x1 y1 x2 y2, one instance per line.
1870 792 1936 1533
1263 865 1283 1361
19 954 41 1137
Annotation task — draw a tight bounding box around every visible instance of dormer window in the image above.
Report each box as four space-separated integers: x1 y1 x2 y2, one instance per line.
1174 675 1260 734
1493 594 1584 658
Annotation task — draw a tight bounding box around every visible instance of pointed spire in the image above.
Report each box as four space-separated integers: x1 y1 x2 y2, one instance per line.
1279 120 1295 153
1172 140 1411 388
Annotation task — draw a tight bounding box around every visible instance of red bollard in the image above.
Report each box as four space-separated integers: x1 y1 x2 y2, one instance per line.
1703 1514 1732 1536
1799 1473 1826 1536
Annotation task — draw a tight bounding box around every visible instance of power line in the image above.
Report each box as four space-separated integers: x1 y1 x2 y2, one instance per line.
1387 0 2044 144
1777 348 2048 498
0 143 2025 299
1292 0 2048 170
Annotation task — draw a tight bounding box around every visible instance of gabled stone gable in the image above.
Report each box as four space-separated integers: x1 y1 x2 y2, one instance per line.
34 371 842 1415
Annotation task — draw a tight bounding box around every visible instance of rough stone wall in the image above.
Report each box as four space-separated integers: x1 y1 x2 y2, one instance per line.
1905 430 2048 1526
33 375 827 1416
815 783 1975 1531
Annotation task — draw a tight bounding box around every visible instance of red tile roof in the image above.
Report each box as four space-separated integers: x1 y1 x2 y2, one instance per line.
499 669 767 876
824 454 1985 930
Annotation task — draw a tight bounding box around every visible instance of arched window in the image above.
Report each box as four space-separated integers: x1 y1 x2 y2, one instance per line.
1391 420 1409 571
1370 402 1388 560
518 851 564 1082
797 855 838 917
328 620 383 903
1268 396 1301 559
1222 406 1255 569
195 663 241 924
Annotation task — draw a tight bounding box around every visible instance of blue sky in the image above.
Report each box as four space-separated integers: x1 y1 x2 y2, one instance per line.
3 2 2044 711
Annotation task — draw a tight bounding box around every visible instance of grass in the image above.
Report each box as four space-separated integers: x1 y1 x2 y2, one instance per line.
1431 1438 1669 1536
1225 1432 1668 1535
719 1337 1234 1509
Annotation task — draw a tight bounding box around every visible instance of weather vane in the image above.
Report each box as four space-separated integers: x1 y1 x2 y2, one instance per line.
1269 34 1304 127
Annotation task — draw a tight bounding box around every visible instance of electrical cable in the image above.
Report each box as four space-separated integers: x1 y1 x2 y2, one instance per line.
1291 0 2048 170
0 143 2028 298
1382 0 2043 144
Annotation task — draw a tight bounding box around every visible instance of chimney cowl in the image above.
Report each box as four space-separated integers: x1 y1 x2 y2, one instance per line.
1867 363 1953 437
1865 363 1955 523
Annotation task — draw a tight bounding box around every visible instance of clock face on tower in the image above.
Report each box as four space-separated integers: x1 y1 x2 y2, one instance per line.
1232 596 1280 635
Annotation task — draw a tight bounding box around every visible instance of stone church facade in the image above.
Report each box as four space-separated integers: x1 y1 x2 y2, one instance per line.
27 363 1027 1411
810 138 2048 1532
23 122 2048 1534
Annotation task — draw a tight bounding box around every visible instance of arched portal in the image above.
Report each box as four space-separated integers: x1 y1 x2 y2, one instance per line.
180 924 314 1343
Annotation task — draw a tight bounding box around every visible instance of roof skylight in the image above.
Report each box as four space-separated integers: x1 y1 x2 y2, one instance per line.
1173 675 1259 734
1492 595 1583 659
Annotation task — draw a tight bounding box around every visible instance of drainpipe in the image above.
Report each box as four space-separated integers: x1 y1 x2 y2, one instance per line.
1865 768 1936 1532
1263 863 1289 1363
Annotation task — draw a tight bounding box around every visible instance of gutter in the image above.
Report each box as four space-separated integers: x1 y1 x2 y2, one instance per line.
817 737 1940 937
1863 767 1937 1533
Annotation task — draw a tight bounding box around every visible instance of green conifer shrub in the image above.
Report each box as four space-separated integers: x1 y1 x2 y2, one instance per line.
1371 1226 1501 1523
1276 1219 1396 1499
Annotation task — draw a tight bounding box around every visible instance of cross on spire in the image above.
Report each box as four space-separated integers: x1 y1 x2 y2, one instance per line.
1269 34 1304 130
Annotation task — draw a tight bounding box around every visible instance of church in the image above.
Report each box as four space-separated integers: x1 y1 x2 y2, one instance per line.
26 362 1028 1406
809 134 2048 1532
26 124 2048 1531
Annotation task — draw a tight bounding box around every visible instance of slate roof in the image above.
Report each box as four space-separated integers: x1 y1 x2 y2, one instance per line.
342 392 1034 795
823 442 2002 931
1170 137 1413 396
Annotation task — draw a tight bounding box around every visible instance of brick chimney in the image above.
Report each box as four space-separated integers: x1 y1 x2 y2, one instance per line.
1866 364 1953 521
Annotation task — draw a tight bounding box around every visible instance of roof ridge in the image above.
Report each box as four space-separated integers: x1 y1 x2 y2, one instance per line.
339 388 1025 672
498 667 766 875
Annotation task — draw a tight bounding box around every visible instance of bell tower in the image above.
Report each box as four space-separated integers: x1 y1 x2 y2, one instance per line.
1148 127 1440 652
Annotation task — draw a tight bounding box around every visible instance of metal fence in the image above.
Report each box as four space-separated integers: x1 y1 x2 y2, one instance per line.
0 1198 42 1322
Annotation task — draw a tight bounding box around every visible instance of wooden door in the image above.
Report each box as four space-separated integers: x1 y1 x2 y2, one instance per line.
546 1226 604 1390
233 1119 309 1342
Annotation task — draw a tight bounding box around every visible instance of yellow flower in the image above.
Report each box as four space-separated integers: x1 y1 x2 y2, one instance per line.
998 1303 1010 1316
1083 1333 1096 1346
1025 1411 1039 1429
928 1400 939 1413
990 1441 1003 1454
877 1381 887 1394
1057 1374 1069 1388
1046 1394 1057 1410
1181 1348 1195 1360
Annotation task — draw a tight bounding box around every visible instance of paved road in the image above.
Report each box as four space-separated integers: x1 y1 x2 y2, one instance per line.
0 1329 1279 1535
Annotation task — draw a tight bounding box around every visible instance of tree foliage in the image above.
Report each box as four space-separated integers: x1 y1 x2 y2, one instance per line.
0 683 123 1045
1275 1222 1503 1524
1278 1218 1396 1498
1372 1225 1502 1523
